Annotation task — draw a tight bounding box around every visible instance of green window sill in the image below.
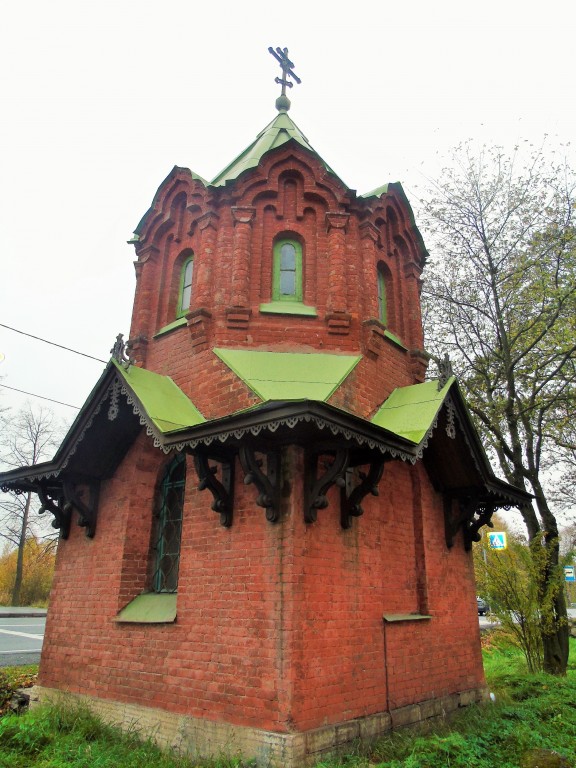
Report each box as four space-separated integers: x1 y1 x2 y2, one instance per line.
154 317 187 339
383 613 431 623
115 592 177 624
259 301 318 317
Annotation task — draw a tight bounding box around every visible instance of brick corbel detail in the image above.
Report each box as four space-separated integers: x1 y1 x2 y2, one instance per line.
409 349 430 383
195 212 219 309
186 308 213 351
325 212 350 331
126 334 149 367
225 307 252 330
362 319 387 358
325 311 352 335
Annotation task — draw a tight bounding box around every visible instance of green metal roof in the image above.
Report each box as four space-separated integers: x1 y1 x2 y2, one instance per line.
210 112 341 187
112 360 205 433
213 349 361 402
361 183 390 199
371 377 456 444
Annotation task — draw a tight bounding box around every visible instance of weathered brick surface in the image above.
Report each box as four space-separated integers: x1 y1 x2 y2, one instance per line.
40 446 484 734
30 683 486 767
38 136 486 765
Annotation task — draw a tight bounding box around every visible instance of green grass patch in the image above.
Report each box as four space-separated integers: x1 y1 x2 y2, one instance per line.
0 640 574 767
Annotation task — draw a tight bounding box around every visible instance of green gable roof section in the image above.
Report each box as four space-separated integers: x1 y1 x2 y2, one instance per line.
213 348 361 403
361 183 390 199
112 360 205 434
210 112 343 188
371 377 456 444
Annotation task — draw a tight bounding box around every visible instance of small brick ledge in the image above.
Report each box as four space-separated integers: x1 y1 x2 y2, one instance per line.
29 685 488 768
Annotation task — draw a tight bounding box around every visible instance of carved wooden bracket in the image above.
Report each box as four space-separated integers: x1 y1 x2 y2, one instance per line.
37 485 71 539
239 446 282 522
37 480 100 539
194 451 234 527
305 448 349 523
463 504 495 551
444 492 495 551
63 481 100 538
341 458 386 529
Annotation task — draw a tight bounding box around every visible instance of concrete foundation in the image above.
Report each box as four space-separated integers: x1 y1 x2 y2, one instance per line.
29 684 489 767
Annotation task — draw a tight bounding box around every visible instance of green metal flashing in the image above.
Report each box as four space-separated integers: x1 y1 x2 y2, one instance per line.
115 593 177 624
210 112 342 188
361 183 390 199
213 349 361 402
153 317 188 338
112 360 205 433
382 613 432 623
384 329 408 350
259 301 318 317
371 377 455 444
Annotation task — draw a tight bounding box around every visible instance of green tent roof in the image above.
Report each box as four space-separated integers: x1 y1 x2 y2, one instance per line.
213 348 361 402
112 360 205 433
371 378 456 444
210 112 342 187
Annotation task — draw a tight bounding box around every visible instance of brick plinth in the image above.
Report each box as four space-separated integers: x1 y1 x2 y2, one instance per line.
29 685 488 767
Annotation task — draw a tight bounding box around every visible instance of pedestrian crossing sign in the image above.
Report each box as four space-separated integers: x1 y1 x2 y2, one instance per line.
488 532 507 550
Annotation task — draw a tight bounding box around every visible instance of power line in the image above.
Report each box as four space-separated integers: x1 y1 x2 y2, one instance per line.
0 383 80 410
0 323 108 363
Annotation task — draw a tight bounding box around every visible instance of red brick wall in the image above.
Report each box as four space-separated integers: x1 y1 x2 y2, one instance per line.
128 144 427 410
40 440 483 733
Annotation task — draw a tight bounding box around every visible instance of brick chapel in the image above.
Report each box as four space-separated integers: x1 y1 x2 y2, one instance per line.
0 50 530 767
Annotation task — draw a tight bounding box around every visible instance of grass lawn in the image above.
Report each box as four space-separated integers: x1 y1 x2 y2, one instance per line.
0 636 574 767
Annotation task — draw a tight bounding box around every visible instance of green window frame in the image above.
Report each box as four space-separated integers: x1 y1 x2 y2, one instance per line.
377 266 387 325
177 256 194 317
152 454 186 593
272 239 302 303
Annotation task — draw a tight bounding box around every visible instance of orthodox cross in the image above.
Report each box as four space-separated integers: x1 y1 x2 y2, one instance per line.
268 46 301 111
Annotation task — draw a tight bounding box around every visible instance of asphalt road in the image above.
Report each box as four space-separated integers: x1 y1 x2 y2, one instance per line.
0 615 46 667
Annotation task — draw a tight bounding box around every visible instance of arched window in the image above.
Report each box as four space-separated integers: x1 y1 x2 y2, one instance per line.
377 265 387 324
273 239 302 303
152 454 186 593
178 256 194 317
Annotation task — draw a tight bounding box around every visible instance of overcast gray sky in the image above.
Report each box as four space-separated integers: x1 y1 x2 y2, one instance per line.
1 0 574 429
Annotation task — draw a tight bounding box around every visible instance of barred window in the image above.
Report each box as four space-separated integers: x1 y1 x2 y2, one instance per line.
152 454 186 593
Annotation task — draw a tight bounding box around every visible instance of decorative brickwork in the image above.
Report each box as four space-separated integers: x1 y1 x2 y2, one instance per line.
1 108 519 768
